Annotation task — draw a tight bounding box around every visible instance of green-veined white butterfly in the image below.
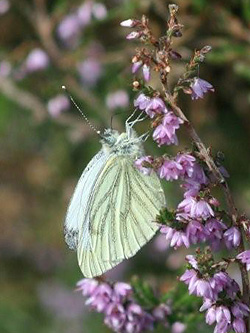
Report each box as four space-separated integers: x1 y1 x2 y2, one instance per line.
64 105 166 278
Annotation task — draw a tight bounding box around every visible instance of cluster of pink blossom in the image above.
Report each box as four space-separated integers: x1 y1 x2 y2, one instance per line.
57 1 107 47
135 146 243 252
25 49 50 73
167 158 242 251
120 19 153 82
12 48 50 81
122 12 250 333
237 250 250 271
76 278 175 333
47 94 70 118
180 254 249 333
135 153 213 248
77 58 103 87
134 93 183 146
106 90 129 110
0 0 10 15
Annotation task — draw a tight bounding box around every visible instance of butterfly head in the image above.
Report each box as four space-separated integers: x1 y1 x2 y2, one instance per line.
100 128 120 146
100 128 144 157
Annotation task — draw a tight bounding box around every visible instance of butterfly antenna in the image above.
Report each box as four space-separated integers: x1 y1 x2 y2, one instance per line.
62 85 101 135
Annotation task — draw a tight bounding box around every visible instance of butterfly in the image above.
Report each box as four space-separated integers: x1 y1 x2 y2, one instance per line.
64 112 166 278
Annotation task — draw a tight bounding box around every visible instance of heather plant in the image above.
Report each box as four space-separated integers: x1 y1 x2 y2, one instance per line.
76 5 250 333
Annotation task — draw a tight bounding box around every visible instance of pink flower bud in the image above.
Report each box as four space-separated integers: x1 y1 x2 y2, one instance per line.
120 19 136 27
142 64 151 82
126 31 140 40
132 61 142 73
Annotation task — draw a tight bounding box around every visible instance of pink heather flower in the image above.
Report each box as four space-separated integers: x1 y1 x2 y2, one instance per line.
126 31 140 40
120 19 137 27
76 278 98 296
191 279 214 299
214 320 230 333
186 255 198 269
57 14 81 45
205 218 227 250
47 95 70 118
157 159 183 181
126 303 145 332
182 180 201 198
106 90 129 110
206 306 216 325
161 226 190 248
134 93 150 110
233 318 246 333
224 227 241 249
0 0 9 15
189 198 214 220
77 2 92 27
215 305 231 323
142 64 151 82
182 272 213 298
77 59 102 86
104 302 126 331
132 60 143 74
175 153 196 178
152 303 171 321
145 97 166 118
200 298 213 312
186 220 209 244
181 265 221 300
153 112 183 146
92 3 107 20
226 280 240 299
141 312 155 331
177 196 213 222
134 156 153 175
172 322 186 333
177 197 196 219
187 162 208 185
25 48 49 72
236 250 250 271
190 77 214 100
180 269 198 288
113 282 132 300
231 302 250 318
85 283 113 312
162 112 183 129
210 272 233 294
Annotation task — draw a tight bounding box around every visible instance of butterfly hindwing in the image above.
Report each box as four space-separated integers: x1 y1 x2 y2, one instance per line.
77 155 165 278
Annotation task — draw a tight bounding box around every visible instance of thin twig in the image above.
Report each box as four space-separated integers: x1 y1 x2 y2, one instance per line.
0 77 47 122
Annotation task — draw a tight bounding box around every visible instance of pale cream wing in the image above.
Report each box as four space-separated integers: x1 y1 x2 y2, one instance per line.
64 150 108 250
77 155 166 278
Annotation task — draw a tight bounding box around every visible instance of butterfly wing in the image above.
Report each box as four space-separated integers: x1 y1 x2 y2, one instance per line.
77 155 166 278
64 150 108 250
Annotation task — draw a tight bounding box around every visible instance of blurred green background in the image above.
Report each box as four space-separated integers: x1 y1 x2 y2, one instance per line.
1 0 250 332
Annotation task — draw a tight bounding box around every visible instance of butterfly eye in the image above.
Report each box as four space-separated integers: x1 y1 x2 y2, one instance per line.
101 129 120 147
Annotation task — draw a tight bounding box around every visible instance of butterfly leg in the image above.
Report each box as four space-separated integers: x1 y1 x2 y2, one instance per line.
138 131 150 142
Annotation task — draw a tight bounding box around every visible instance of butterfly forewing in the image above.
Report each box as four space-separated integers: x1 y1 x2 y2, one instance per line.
64 150 108 250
